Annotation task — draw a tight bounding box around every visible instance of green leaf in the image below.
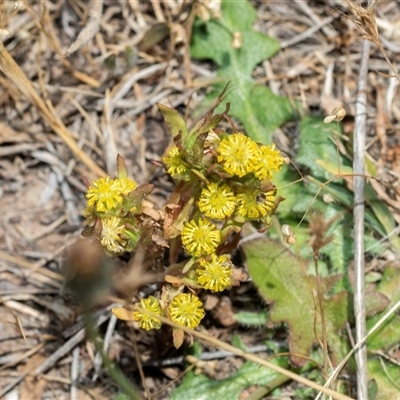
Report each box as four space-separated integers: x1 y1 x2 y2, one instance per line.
137 23 169 51
297 116 349 181
364 184 400 251
368 358 400 400
191 0 295 143
191 2 276 75
171 360 289 400
312 156 400 251
234 310 268 326
298 115 400 251
242 237 351 366
319 208 353 291
367 267 400 351
157 103 188 139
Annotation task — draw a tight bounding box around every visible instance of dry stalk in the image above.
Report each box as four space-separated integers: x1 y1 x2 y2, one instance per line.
343 0 399 82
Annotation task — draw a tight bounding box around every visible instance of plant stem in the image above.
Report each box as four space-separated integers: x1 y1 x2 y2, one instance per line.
353 39 370 400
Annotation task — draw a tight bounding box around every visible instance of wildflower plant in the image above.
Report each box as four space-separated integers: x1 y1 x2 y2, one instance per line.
83 100 285 347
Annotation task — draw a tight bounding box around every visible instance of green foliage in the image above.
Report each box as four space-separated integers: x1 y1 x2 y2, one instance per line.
367 267 400 351
242 237 351 366
171 359 289 400
296 116 400 251
297 117 349 180
275 115 400 293
367 358 400 400
191 0 295 143
293 117 354 281
242 237 388 367
114 394 131 400
234 310 268 326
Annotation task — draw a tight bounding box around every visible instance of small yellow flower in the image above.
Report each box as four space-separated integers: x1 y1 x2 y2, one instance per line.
217 133 259 177
253 144 284 180
86 177 136 213
101 216 128 254
133 296 163 330
86 177 121 212
237 188 276 219
197 254 232 292
115 177 137 194
198 183 237 220
181 218 221 257
168 293 205 328
163 146 190 180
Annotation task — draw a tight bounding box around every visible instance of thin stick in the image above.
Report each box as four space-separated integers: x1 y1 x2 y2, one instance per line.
353 39 370 400
70 347 80 400
281 16 335 49
92 314 117 381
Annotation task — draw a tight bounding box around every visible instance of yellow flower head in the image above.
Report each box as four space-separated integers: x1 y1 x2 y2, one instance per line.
198 182 237 220
197 254 232 292
86 177 136 213
217 133 259 177
133 296 163 330
253 144 284 180
163 146 190 180
100 216 128 254
168 293 205 328
181 218 221 257
237 188 276 219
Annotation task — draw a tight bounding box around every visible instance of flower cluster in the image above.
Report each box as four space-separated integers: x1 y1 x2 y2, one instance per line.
164 133 282 223
163 132 283 294
153 117 283 335
84 104 285 345
83 157 154 256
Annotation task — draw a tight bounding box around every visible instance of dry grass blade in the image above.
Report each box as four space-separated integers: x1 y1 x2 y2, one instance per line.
0 41 105 178
0 341 46 372
0 251 63 282
64 0 103 57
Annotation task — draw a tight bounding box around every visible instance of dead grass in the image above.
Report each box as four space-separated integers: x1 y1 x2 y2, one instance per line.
1 1 400 399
